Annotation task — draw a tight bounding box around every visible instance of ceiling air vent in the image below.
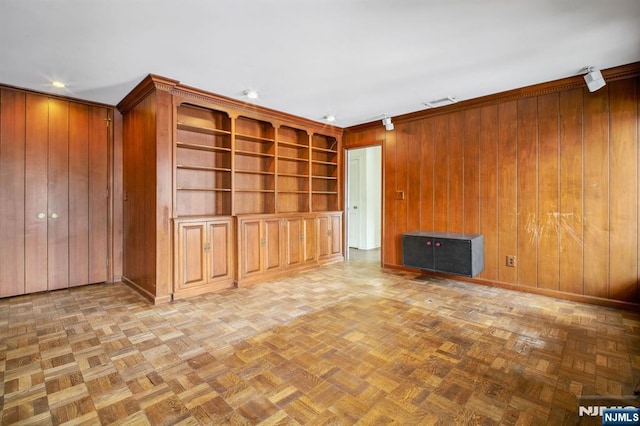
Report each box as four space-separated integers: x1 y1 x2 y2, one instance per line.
423 96 458 108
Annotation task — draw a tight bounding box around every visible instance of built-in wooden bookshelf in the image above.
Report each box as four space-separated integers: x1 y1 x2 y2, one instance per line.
175 104 232 216
276 126 310 213
234 116 276 215
311 134 339 212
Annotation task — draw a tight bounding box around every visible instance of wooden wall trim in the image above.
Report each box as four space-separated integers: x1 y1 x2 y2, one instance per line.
0 83 116 109
116 74 179 114
347 62 640 132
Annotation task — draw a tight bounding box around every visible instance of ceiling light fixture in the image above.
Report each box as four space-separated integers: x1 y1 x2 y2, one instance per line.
243 89 258 99
423 96 458 108
582 66 606 92
324 115 336 123
382 116 394 131
52 80 66 88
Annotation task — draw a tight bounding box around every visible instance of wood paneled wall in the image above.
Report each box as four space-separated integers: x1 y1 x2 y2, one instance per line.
345 69 640 306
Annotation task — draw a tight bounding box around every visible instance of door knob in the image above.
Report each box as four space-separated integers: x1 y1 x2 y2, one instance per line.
37 213 45 219
50 213 58 219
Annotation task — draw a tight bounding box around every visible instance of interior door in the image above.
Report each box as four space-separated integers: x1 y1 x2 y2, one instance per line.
348 157 360 248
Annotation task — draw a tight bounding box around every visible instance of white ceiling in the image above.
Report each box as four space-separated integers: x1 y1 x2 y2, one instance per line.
1 0 639 127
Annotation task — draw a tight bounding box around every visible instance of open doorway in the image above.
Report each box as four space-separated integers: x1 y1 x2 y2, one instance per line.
346 145 382 262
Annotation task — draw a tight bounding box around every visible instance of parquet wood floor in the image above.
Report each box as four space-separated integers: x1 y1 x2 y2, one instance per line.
1 249 639 425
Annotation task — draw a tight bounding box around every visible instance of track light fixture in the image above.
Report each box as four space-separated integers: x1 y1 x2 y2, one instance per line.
582 66 606 92
382 116 394 131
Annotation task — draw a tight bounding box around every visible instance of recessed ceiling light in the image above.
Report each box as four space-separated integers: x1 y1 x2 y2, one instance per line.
52 81 66 88
324 115 336 122
243 89 258 99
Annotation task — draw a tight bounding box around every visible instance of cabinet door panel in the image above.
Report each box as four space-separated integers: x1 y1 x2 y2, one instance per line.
241 220 262 276
24 94 49 294
434 239 472 276
303 216 316 263
402 236 434 270
177 223 207 287
285 217 302 268
264 218 282 272
47 98 70 290
0 90 26 297
329 214 342 256
317 215 329 260
88 106 108 284
69 103 90 287
209 221 231 280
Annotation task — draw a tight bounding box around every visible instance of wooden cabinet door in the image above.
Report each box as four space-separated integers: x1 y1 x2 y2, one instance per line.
285 217 303 268
317 215 330 261
329 213 342 257
208 219 232 282
263 217 283 273
239 218 263 278
303 215 317 264
176 221 207 289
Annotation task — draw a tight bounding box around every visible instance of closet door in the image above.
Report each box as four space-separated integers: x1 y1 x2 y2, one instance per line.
0 90 26 297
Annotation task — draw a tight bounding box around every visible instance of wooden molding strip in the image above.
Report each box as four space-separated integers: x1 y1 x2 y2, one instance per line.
347 61 640 132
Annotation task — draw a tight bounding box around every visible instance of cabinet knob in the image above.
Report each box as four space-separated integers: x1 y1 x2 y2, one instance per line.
435 242 441 247
37 213 45 219
426 241 432 246
50 213 58 219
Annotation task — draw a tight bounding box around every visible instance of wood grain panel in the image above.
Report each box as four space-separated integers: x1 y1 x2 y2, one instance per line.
419 119 435 231
178 222 206 286
448 111 464 233
240 219 262 276
68 102 90 287
209 220 231 280
89 106 108 284
433 116 449 232
479 105 499 282
383 130 397 266
47 98 70 290
558 89 584 295
395 125 409 258
463 109 480 235
516 98 538 287
497 102 517 284
304 216 316 263
405 122 422 233
0 89 26 297
286 217 302 268
25 94 49 294
264 218 282 272
608 79 638 302
536 93 560 291
583 87 610 298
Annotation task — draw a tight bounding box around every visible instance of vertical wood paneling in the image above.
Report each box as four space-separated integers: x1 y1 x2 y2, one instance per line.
69 102 90 287
382 130 397 266
583 87 610 298
395 125 409 262
47 98 70 290
419 119 435 231
352 69 640 304
497 102 518 284
0 90 26 297
405 122 422 233
559 89 584 295
25 94 49 294
479 105 499 281
608 79 638 301
89 106 108 284
516 98 538 287
448 111 464 233
537 93 560 290
433 116 449 231
463 109 480 234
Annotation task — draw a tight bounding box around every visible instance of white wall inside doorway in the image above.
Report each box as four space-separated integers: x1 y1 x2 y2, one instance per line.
347 146 381 250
